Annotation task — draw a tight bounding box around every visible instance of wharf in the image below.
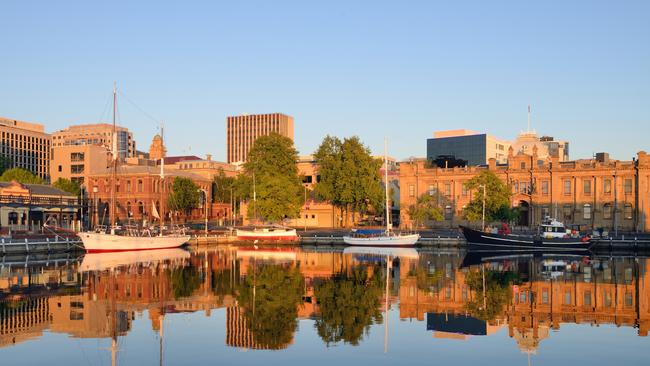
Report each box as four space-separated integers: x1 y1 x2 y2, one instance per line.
0 237 82 255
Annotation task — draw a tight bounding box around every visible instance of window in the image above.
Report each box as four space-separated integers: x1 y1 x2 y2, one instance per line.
302 176 313 184
514 181 519 193
137 180 143 192
584 291 592 306
461 183 468 196
563 180 571 195
126 180 132 192
624 179 633 193
541 206 550 219
603 203 612 219
71 164 84 174
624 203 633 220
583 204 592 220
563 205 573 220
70 152 84 162
542 289 549 304
520 162 526 170
604 292 612 307
409 185 415 197
444 182 451 196
428 185 435 196
520 182 528 194
541 180 549 195
564 291 571 305
604 179 612 194
583 179 591 194
625 292 633 307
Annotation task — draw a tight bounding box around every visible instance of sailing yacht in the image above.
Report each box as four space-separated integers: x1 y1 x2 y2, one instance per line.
80 84 190 253
343 139 420 246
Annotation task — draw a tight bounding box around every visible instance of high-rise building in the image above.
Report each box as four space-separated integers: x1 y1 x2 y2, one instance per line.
427 129 510 166
51 123 136 159
226 113 294 164
0 117 51 180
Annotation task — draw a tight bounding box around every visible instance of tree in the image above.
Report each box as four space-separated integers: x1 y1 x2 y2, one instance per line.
463 170 514 223
0 155 11 175
168 264 202 299
0 167 44 184
212 168 236 203
167 177 201 217
244 133 303 222
313 135 383 227
465 269 518 321
314 266 385 346
236 264 304 349
53 178 81 196
407 193 445 228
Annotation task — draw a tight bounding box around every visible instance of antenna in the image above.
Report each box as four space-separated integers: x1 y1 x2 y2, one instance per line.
527 105 531 133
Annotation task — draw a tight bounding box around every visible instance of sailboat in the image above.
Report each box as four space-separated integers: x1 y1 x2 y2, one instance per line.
343 139 420 246
80 83 190 253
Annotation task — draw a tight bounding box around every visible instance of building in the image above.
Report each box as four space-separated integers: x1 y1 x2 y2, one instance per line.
148 134 166 161
0 117 51 180
226 113 294 164
0 181 79 231
50 144 110 185
427 130 510 166
51 123 136 159
399 149 650 232
168 154 237 180
511 131 569 161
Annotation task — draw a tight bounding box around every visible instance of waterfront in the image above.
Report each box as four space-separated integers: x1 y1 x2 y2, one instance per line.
0 246 648 365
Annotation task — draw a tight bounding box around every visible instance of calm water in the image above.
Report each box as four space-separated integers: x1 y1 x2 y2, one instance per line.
1 246 649 366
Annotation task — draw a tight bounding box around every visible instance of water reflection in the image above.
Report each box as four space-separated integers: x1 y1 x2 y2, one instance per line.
1 246 649 361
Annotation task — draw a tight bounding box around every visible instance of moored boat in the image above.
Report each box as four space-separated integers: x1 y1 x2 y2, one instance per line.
236 226 299 242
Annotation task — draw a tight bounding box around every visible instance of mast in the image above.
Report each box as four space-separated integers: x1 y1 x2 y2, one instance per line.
160 123 165 236
109 82 118 233
384 137 390 234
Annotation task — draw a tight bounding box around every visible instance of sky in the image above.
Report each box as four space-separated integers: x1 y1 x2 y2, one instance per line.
1 0 648 162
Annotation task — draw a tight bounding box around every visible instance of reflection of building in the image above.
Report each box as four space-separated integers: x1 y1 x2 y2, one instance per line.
400 150 650 231
0 117 51 180
226 306 289 350
226 113 294 164
427 130 510 166
0 297 49 348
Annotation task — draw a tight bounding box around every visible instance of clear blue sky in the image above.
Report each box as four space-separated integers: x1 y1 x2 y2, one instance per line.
1 0 648 161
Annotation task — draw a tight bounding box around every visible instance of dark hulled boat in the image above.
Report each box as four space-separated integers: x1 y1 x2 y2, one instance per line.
460 225 593 252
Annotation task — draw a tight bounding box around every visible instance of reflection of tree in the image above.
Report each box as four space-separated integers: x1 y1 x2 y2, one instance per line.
409 266 444 292
314 266 385 346
212 260 240 297
236 264 304 350
465 269 518 321
168 265 202 299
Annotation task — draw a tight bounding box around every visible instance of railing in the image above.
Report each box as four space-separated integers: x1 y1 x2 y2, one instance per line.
0 195 79 206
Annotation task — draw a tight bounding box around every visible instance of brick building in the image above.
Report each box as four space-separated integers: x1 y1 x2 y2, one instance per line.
399 148 650 232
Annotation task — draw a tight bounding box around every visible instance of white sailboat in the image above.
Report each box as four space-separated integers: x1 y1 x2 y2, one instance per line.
80 83 190 253
343 138 420 246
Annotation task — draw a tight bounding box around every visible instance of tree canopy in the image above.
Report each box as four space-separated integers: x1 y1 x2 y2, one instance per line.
0 155 11 175
53 178 81 196
167 177 201 216
313 135 383 227
0 167 44 184
243 133 303 222
465 269 518 321
212 168 236 203
407 193 445 228
463 170 516 223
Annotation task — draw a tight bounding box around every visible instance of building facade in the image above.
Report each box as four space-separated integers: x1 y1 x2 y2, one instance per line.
0 117 51 180
511 131 569 161
400 148 650 232
51 123 136 159
427 130 510 166
226 113 294 164
50 144 110 185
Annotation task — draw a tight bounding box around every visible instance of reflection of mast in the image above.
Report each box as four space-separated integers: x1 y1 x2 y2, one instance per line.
384 255 390 353
111 270 118 366
159 315 164 366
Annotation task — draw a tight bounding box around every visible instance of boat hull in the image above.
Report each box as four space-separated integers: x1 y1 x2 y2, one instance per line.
460 226 592 251
342 234 420 247
80 232 190 253
236 228 299 242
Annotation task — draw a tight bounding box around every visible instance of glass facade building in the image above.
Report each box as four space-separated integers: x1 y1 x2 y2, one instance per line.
427 134 488 166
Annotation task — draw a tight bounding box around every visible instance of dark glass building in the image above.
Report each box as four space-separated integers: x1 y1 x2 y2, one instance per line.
427 133 488 166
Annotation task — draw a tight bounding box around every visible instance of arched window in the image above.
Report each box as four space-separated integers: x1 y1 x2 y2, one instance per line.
583 204 591 220
624 204 633 220
138 202 145 216
126 202 132 217
8 212 18 225
137 179 143 193
126 180 132 192
603 203 612 219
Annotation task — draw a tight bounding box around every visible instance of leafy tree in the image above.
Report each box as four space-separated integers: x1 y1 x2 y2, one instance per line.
212 168 236 203
463 170 513 223
167 177 201 217
243 133 303 222
314 135 383 227
236 264 304 350
53 178 81 196
314 266 385 346
168 264 202 299
0 167 44 184
407 193 445 228
465 269 518 321
0 155 11 175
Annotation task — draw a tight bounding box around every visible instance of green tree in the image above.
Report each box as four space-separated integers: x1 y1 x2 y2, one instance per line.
0 167 44 184
407 193 445 228
243 133 303 222
236 264 304 349
314 266 385 346
465 269 518 321
52 178 81 196
463 170 514 223
212 168 236 203
167 177 201 217
0 155 12 175
168 265 202 299
314 135 383 227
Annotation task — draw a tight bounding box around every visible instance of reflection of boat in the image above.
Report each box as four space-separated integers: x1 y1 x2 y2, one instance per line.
236 227 299 242
343 139 420 247
460 223 592 251
460 250 589 268
79 248 190 272
235 247 298 261
343 246 419 259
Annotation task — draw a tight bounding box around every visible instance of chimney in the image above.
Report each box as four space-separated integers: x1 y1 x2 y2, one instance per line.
595 152 609 163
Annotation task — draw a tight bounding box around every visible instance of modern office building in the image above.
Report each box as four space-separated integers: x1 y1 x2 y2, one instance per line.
51 123 136 159
427 129 510 166
50 144 110 185
0 117 51 180
226 113 294 164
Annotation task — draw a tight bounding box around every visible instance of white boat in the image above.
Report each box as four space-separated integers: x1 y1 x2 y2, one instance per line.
80 84 189 253
79 247 190 272
236 227 299 242
343 138 420 247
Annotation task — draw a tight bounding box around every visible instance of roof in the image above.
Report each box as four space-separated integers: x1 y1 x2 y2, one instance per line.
160 155 202 165
0 182 76 197
90 165 210 181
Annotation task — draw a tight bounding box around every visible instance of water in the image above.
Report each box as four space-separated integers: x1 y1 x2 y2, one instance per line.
1 246 649 365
